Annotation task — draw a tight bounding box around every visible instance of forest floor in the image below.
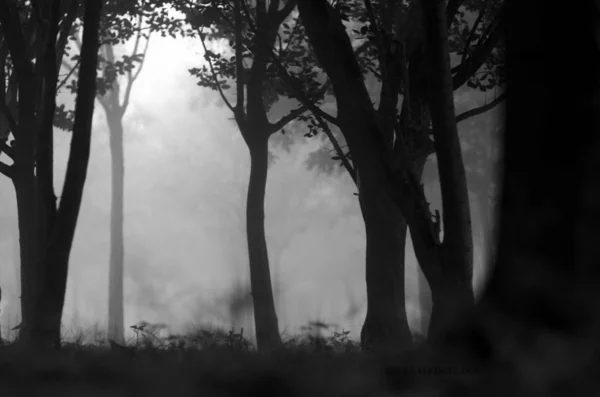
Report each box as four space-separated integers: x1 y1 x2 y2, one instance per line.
0 324 474 397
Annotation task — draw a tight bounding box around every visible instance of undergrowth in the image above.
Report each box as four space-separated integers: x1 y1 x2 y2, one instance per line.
0 321 435 397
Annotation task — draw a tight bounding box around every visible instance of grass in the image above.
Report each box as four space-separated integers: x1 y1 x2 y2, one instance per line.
0 321 443 397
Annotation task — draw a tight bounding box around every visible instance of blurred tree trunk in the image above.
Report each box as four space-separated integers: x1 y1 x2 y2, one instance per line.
95 30 151 345
436 1 600 393
107 112 125 345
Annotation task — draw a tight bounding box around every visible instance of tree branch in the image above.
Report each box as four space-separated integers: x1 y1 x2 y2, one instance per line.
456 92 506 123
0 159 12 179
198 29 236 113
460 6 485 67
267 51 337 125
364 0 386 79
275 0 297 25
269 106 306 132
234 0 245 122
445 0 464 27
55 0 80 71
318 119 356 185
0 137 13 160
123 15 151 112
57 59 80 92
0 0 34 82
452 9 504 90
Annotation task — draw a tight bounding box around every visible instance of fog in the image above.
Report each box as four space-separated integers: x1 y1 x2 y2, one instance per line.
0 35 501 344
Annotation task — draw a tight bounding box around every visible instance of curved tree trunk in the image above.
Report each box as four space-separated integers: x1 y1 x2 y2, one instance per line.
297 0 416 353
244 132 281 351
107 117 125 345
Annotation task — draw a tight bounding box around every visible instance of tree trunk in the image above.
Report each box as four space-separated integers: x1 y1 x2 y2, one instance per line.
476 191 492 288
420 0 474 345
244 132 281 351
12 143 40 344
297 0 415 353
434 1 600 394
359 188 413 352
26 0 102 348
107 117 125 345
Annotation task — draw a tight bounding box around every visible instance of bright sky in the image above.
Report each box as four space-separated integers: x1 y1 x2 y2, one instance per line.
0 33 498 345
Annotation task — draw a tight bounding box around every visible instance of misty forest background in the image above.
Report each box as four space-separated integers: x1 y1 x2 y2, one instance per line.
0 0 504 351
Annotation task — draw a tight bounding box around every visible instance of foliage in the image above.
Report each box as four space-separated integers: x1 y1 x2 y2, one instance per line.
53 0 182 130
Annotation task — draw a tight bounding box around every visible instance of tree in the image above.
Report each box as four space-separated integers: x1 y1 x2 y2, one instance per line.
293 0 504 352
61 11 151 345
433 1 600 394
419 0 475 344
0 0 103 347
180 0 322 351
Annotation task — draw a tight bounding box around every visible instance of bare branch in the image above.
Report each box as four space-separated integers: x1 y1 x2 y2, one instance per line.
269 106 306 132
0 159 13 179
317 118 356 185
198 30 236 113
57 59 80 92
274 0 297 25
456 92 506 123
0 137 13 160
123 15 152 112
461 6 486 67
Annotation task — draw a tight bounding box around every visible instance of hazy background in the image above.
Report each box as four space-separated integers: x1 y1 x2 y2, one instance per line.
0 34 501 344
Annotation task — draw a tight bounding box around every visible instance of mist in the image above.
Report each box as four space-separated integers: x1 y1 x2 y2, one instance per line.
0 34 500 345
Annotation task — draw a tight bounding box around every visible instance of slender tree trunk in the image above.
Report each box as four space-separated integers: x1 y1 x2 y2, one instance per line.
244 131 281 351
421 0 474 345
107 117 125 344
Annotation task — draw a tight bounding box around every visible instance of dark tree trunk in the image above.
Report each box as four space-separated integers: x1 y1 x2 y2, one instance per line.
420 0 475 345
359 188 413 352
298 2 415 351
30 0 102 347
244 131 281 352
13 174 39 341
435 1 600 394
2 0 103 348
